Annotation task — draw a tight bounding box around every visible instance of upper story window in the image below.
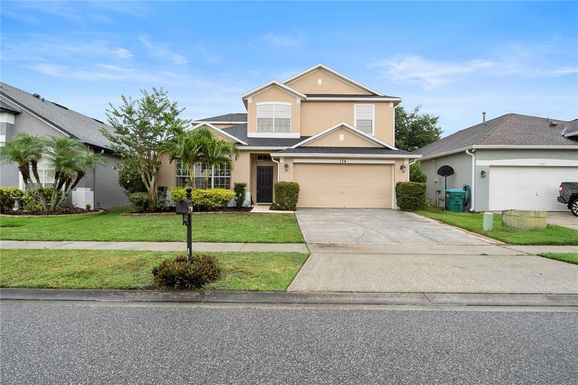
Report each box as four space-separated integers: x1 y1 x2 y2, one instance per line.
256 103 291 133
354 104 374 135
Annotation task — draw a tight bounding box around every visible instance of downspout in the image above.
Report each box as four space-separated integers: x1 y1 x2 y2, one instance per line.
270 155 282 204
270 155 281 182
465 149 475 212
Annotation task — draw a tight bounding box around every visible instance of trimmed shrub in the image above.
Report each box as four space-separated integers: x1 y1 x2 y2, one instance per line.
157 186 169 209
152 254 221 289
274 182 300 211
170 187 235 211
116 160 147 194
234 183 247 208
170 187 187 203
192 188 235 211
410 162 427 183
21 191 43 213
21 187 62 213
396 182 427 211
0 187 23 213
128 192 152 213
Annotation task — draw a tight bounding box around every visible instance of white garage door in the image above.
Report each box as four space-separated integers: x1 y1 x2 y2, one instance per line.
293 163 393 208
489 166 578 211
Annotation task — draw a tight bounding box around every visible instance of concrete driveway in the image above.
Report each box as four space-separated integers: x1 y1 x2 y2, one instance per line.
296 209 488 246
289 209 578 293
548 211 578 230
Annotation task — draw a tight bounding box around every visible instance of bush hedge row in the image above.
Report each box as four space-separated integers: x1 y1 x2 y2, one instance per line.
170 188 235 211
273 182 300 211
395 182 427 211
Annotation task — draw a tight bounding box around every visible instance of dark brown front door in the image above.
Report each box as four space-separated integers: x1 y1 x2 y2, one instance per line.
257 166 273 203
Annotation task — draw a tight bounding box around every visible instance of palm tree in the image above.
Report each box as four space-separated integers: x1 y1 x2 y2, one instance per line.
0 133 45 187
166 127 210 187
202 136 239 189
166 126 238 189
44 137 105 211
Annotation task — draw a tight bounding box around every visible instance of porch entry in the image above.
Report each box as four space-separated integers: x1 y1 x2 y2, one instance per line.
256 166 273 203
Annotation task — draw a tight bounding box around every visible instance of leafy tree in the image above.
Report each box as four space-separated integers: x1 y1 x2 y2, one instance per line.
395 105 442 151
44 137 105 211
410 161 427 183
0 133 45 187
168 126 238 188
116 158 148 194
103 88 188 205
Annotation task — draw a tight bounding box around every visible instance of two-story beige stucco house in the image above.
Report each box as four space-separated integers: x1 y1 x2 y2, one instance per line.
158 64 420 208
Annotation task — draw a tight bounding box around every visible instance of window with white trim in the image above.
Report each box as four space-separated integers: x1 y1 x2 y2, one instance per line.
355 104 374 134
256 103 291 133
176 161 231 189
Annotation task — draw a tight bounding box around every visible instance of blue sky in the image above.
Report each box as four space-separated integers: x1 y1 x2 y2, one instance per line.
1 1 577 136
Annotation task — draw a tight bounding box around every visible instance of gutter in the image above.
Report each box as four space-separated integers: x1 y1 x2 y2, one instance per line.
465 149 476 212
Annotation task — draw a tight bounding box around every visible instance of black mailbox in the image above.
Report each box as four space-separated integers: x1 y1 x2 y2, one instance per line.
176 201 191 214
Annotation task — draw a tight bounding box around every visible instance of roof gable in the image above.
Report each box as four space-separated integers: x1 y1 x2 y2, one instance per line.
290 122 395 150
242 81 305 101
191 122 248 145
283 64 381 96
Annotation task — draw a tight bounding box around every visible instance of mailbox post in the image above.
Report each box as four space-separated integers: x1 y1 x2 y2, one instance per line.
176 187 193 261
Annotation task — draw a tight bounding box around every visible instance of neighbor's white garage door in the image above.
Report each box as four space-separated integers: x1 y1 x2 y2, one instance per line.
293 163 393 208
489 166 578 211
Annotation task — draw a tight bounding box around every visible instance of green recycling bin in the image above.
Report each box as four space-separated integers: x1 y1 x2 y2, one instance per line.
446 189 465 212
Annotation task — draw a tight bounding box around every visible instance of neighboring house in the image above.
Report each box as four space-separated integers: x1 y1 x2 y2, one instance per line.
0 82 128 208
416 113 578 211
158 64 419 208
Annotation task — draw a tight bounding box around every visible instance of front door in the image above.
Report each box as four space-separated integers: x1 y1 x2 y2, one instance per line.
257 166 273 203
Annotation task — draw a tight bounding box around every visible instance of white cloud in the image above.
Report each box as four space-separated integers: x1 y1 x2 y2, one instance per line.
369 41 578 89
2 38 132 62
369 55 495 88
261 32 304 47
138 37 188 65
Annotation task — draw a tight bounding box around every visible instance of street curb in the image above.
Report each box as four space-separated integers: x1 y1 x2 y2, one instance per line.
1 288 577 308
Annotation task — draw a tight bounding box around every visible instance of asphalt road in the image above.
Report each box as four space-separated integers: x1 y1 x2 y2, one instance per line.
1 301 577 385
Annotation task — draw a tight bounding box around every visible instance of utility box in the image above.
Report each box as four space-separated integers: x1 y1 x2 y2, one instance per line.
502 210 547 230
445 189 465 212
72 188 94 209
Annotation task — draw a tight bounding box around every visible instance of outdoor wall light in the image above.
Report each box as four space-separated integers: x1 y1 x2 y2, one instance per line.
400 164 407 173
284 163 289 172
481 170 487 178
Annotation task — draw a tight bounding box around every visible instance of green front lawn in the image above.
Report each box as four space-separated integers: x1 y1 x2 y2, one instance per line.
0 208 304 243
538 253 578 265
417 208 578 245
0 249 309 291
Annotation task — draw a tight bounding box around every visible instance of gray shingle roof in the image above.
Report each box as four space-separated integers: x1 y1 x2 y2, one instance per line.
562 119 578 138
415 113 578 158
195 113 247 123
222 124 307 147
276 147 412 155
0 99 21 114
0 82 113 150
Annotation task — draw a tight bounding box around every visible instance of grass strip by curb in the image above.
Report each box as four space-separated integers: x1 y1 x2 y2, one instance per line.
416 208 578 245
538 253 578 265
0 249 309 291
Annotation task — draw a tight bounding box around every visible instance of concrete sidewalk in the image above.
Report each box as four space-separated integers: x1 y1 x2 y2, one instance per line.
0 240 309 253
